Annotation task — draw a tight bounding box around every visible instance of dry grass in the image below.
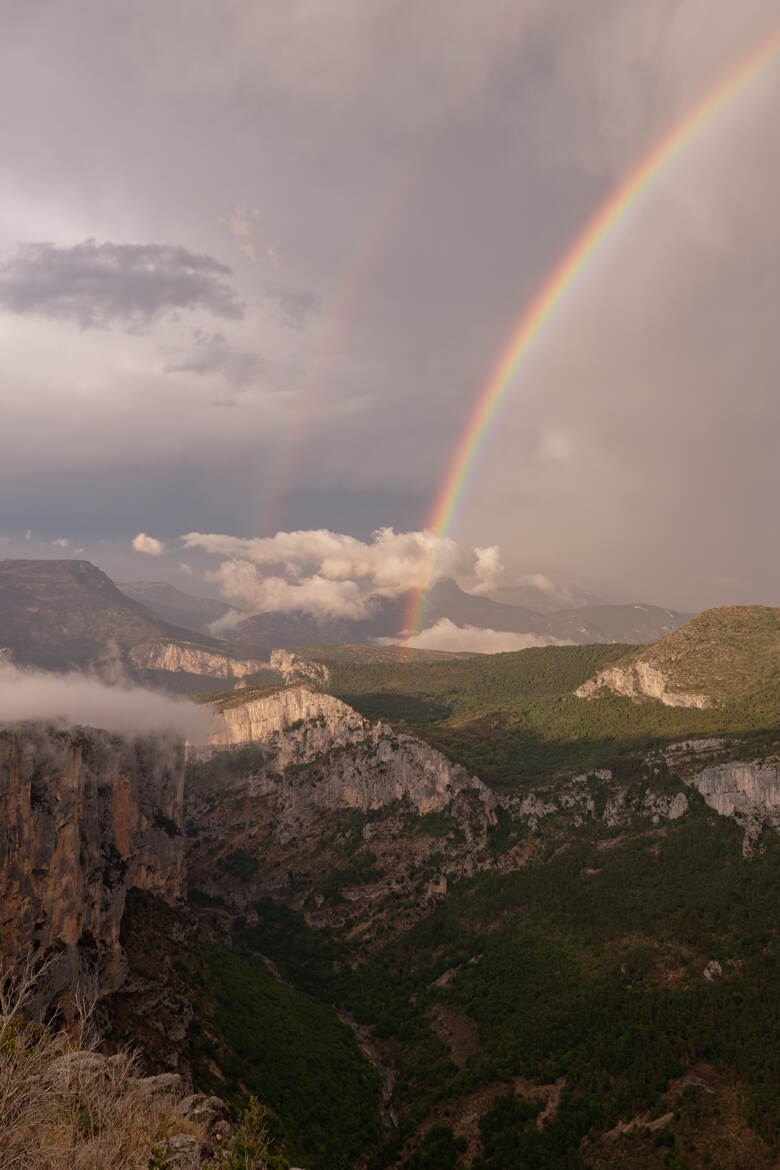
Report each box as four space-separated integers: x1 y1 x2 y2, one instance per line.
0 955 196 1170
0 955 290 1170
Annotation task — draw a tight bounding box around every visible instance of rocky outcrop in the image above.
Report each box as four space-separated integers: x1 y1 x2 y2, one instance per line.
687 761 780 853
130 641 266 680
0 723 186 1001
200 687 495 842
505 768 689 832
270 648 330 687
208 686 365 755
576 661 710 708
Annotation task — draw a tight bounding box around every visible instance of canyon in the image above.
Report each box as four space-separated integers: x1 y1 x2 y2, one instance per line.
1 622 778 1170
4 684 779 1009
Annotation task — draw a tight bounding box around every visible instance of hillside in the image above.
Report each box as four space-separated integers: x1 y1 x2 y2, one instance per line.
0 558 179 668
543 602 692 644
118 579 234 635
276 625 779 788
0 559 265 688
576 606 780 708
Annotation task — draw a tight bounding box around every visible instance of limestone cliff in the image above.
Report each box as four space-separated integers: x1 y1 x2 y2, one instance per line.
503 768 690 835
130 641 266 681
269 649 330 687
0 723 186 1001
202 686 495 839
576 660 709 708
186 687 496 931
687 761 780 854
208 686 366 754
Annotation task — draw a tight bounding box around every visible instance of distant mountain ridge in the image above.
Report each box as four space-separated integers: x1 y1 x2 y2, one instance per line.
0 560 695 693
485 580 605 613
118 579 233 635
0 559 262 689
221 577 693 652
0 559 179 669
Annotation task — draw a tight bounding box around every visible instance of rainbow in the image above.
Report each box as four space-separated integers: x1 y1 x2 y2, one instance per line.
253 66 489 541
407 28 780 638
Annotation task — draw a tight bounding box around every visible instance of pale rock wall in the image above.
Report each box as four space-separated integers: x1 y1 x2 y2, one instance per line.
576 660 710 708
269 649 330 687
130 641 266 680
687 761 780 853
201 687 495 842
209 687 366 757
0 724 186 1000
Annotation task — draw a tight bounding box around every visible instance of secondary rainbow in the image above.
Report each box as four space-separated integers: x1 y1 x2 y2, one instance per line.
407 28 780 638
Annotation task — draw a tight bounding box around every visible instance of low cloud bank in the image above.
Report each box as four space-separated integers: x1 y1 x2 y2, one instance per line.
182 527 504 620
396 619 572 654
0 663 207 738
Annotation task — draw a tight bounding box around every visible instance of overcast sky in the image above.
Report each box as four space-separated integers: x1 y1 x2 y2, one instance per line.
0 0 778 613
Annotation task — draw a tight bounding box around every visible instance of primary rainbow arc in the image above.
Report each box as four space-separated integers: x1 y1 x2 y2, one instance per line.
406 29 780 639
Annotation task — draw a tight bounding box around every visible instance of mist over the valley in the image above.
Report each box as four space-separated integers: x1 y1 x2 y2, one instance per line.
0 662 207 738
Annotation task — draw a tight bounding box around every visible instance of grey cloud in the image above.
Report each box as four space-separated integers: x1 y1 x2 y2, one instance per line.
166 331 263 386
0 240 244 329
263 283 317 329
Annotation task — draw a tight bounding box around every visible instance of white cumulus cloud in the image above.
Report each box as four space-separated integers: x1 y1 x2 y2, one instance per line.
471 546 504 594
182 526 499 620
209 559 369 620
133 532 165 556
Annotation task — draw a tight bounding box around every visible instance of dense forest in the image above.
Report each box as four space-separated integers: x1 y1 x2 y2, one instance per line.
321 642 780 787
175 635 780 1168
236 804 780 1169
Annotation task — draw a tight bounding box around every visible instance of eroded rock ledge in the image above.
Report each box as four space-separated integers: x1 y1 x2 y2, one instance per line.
200 686 496 841
576 660 710 708
130 640 266 680
687 761 780 854
0 723 186 1001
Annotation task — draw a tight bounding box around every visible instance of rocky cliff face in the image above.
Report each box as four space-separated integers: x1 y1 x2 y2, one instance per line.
208 686 365 752
186 687 496 934
0 723 186 1003
269 649 330 687
687 761 780 854
503 768 690 835
130 641 266 681
576 660 710 708
203 686 495 838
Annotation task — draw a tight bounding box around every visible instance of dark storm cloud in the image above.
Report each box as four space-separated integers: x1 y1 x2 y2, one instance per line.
0 240 244 328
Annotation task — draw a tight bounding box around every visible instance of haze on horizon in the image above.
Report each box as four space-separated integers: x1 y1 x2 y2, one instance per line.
0 1 778 617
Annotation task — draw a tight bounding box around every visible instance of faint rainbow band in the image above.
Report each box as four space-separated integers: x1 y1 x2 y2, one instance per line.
406 28 780 638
